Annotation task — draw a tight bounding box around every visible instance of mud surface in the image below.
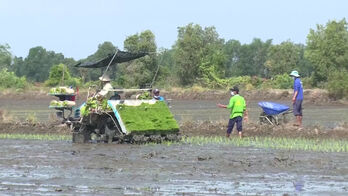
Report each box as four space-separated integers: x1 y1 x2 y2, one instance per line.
1 139 348 195
1 91 348 195
171 100 348 128
180 121 348 140
1 93 348 139
1 97 348 128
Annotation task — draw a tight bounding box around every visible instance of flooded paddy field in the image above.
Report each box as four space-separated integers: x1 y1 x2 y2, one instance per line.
170 100 348 128
1 139 348 195
1 97 348 128
1 96 348 195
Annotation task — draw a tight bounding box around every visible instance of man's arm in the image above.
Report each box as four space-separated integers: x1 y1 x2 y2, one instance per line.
292 91 298 104
217 97 233 109
217 103 227 108
97 83 113 97
292 80 299 103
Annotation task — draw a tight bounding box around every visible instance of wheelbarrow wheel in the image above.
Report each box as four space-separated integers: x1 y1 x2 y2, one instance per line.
259 111 277 125
259 112 267 125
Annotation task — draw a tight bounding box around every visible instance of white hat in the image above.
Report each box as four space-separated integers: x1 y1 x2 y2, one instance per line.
289 70 300 77
99 75 111 82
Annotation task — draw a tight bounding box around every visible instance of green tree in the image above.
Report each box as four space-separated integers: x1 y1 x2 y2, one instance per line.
173 23 203 85
327 70 348 99
12 46 67 82
199 26 226 84
0 44 12 70
224 40 242 77
82 41 118 81
0 68 28 89
45 64 71 86
12 57 25 76
296 44 313 78
305 19 348 85
117 30 157 88
153 48 175 86
173 23 225 86
264 41 300 76
230 38 272 77
45 63 81 86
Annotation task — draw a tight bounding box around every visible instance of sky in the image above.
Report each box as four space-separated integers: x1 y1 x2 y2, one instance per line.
1 0 347 60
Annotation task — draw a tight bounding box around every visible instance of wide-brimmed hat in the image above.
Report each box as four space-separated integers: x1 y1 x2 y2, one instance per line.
289 70 300 77
230 86 239 93
99 75 111 82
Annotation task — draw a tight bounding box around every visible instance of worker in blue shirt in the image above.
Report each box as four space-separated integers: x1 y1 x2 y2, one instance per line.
153 89 164 101
290 70 303 127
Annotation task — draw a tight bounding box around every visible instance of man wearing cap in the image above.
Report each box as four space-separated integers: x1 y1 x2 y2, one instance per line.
217 86 248 138
97 74 113 99
153 89 164 101
290 70 303 127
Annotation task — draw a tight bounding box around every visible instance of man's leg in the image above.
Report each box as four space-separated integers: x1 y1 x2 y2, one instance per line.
296 100 303 127
293 100 302 126
235 116 243 138
296 116 302 127
226 118 235 138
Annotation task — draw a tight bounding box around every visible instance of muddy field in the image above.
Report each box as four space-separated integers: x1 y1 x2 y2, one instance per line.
0 139 347 195
1 94 348 128
1 92 348 195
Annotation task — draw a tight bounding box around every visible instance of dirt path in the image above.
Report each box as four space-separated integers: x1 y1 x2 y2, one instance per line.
0 139 348 195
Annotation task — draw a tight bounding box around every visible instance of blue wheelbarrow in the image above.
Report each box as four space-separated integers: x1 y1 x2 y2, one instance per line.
258 102 292 125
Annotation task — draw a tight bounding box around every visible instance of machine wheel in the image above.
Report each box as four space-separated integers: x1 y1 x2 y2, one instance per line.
72 124 92 143
103 113 124 143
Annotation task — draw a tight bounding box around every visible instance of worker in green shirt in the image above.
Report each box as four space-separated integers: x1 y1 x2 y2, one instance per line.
217 86 248 138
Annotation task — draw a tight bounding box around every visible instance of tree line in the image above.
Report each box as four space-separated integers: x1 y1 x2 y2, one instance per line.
0 19 348 98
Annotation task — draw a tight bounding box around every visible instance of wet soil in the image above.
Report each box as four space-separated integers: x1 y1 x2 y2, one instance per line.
1 93 348 139
1 91 348 194
0 88 345 104
0 122 71 135
180 121 348 140
1 118 348 140
1 139 348 195
163 88 346 105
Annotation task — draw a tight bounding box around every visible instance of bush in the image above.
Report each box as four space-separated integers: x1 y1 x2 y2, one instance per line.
270 74 293 89
45 64 82 87
301 77 313 89
199 75 293 90
203 76 255 90
0 68 28 90
327 70 348 99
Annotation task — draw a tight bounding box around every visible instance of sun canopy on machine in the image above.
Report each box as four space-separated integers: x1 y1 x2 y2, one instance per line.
75 51 148 68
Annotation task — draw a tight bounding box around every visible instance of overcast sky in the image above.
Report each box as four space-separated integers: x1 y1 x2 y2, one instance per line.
1 0 347 60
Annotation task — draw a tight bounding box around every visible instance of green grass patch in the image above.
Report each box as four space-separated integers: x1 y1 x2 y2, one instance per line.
117 101 179 135
0 133 71 141
180 136 348 153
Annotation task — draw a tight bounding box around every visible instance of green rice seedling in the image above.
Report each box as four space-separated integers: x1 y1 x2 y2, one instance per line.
0 133 71 141
180 136 348 153
116 102 179 135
